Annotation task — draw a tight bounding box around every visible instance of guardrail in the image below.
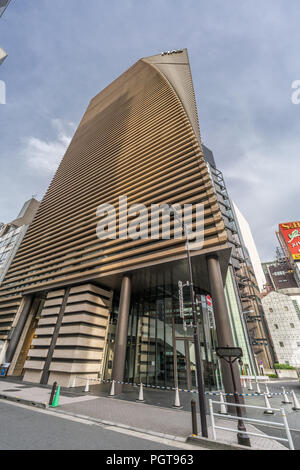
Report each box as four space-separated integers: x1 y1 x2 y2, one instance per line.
208 399 295 450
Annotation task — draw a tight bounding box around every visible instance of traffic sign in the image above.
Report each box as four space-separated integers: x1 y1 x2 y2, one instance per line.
216 347 243 359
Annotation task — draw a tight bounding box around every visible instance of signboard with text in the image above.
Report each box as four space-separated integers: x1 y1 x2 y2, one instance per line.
279 221 300 260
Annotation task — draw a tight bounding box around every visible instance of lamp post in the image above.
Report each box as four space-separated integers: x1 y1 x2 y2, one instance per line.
216 347 251 447
165 204 208 438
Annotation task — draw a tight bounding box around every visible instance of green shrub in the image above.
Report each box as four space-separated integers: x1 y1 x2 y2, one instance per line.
268 374 278 378
274 363 296 370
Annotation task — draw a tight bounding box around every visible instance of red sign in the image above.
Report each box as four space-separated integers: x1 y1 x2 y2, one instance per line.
279 222 300 260
206 295 212 308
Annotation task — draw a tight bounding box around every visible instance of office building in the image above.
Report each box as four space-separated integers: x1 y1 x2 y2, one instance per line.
0 0 11 66
202 145 274 370
261 291 300 368
0 198 39 363
0 0 11 18
0 50 242 395
231 202 266 292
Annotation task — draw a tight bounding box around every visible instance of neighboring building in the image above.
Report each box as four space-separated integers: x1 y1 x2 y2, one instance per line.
0 0 11 66
0 47 7 66
261 291 300 368
277 221 300 288
204 149 275 369
261 226 300 367
202 145 256 374
229 204 276 369
262 258 298 292
0 0 11 17
0 198 40 363
231 202 266 292
0 50 240 395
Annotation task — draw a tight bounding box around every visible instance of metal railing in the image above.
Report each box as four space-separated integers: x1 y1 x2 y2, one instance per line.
208 399 294 450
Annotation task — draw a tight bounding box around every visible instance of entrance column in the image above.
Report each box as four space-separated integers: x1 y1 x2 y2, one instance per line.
111 275 131 394
207 254 243 397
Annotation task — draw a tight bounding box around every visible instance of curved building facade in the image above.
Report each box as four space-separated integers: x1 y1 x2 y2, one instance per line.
0 50 240 393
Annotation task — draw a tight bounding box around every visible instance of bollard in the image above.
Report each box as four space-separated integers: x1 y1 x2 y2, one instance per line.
136 382 145 403
70 377 76 388
109 380 116 396
172 387 182 409
49 381 57 406
191 400 198 436
49 385 60 408
219 392 228 414
263 393 274 414
84 379 90 393
256 381 261 394
248 379 253 391
282 387 292 404
291 390 300 411
265 384 272 399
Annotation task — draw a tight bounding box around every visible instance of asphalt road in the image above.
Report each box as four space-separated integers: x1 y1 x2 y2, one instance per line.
0 400 185 450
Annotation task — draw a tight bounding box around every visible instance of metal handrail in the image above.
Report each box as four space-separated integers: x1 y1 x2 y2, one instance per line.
209 399 294 450
210 399 281 411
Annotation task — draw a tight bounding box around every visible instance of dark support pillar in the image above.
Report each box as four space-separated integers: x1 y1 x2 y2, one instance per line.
5 295 34 364
207 255 243 398
111 275 131 395
40 287 70 385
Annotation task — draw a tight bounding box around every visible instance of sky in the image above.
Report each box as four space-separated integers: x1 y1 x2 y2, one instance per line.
0 0 299 262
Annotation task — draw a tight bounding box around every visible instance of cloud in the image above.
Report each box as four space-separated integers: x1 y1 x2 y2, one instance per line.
23 119 75 173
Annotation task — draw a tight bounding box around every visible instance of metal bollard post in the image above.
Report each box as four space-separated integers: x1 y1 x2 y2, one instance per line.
191 400 198 436
49 381 57 406
281 408 295 450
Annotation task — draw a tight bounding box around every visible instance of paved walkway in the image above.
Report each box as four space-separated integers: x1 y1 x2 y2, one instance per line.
0 378 288 450
56 394 287 450
0 379 96 406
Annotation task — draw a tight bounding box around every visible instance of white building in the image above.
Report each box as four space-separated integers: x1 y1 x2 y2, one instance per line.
0 0 11 66
0 198 39 364
0 0 11 18
231 201 266 292
261 291 300 368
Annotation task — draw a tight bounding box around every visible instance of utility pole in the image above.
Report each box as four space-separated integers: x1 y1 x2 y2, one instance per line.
166 203 208 438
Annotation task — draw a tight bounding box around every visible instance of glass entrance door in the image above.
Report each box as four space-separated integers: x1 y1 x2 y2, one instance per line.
175 338 197 390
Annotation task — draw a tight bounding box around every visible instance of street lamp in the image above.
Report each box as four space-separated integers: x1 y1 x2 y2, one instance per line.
165 203 208 438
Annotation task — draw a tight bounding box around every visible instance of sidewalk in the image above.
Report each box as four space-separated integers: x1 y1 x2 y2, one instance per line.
0 377 97 407
0 377 288 450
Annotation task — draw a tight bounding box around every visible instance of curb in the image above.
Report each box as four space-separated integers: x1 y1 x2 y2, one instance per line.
53 409 255 450
0 394 287 450
187 435 254 451
0 393 48 409
52 408 188 443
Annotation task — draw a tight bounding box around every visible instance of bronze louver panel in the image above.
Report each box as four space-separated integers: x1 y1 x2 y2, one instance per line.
0 49 228 339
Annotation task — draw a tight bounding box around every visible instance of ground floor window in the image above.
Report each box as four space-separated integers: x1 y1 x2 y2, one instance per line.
103 276 222 391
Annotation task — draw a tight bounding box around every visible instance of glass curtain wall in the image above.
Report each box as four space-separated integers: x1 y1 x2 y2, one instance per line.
103 272 222 391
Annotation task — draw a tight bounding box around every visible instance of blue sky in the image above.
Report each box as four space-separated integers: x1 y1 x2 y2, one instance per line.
0 0 299 261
